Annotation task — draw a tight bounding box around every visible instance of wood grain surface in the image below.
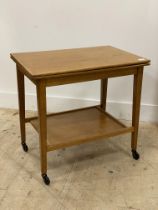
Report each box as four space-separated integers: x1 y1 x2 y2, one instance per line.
11 46 150 79
30 107 133 151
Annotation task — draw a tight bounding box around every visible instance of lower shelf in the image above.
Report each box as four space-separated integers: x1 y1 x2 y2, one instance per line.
30 106 134 151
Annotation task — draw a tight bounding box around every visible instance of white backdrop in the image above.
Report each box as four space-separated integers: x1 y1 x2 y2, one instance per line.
0 0 158 121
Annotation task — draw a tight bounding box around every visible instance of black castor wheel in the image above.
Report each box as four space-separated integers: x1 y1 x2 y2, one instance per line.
42 174 50 185
132 149 140 160
22 142 28 152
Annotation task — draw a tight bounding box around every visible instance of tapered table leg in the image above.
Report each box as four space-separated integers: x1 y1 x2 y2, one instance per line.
100 78 108 111
36 81 50 185
17 66 28 152
131 67 144 160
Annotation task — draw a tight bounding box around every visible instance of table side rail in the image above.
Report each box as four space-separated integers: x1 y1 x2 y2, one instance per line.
25 105 98 122
44 66 138 87
46 127 134 152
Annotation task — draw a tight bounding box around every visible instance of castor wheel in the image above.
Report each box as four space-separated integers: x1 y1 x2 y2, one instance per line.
22 142 28 152
42 174 50 185
132 149 140 160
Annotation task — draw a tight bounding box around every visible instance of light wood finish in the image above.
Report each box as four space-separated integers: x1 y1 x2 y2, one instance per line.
25 105 131 130
45 66 139 87
25 106 97 122
100 78 108 110
96 106 129 128
17 66 26 144
36 81 47 175
11 46 150 79
30 107 133 152
11 46 150 182
131 67 144 150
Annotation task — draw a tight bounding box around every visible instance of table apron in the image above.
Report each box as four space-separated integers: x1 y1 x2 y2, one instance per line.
43 67 138 87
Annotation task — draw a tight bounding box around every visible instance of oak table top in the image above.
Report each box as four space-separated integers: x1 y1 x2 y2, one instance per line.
10 46 150 79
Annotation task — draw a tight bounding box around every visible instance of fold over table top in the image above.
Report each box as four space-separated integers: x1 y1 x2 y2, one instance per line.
11 46 150 79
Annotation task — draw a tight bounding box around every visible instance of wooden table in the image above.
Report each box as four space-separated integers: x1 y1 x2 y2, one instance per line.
10 46 150 185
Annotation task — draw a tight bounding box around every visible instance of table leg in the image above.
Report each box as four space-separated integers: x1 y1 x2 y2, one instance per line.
131 67 144 160
36 81 50 185
17 67 28 152
100 78 108 111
